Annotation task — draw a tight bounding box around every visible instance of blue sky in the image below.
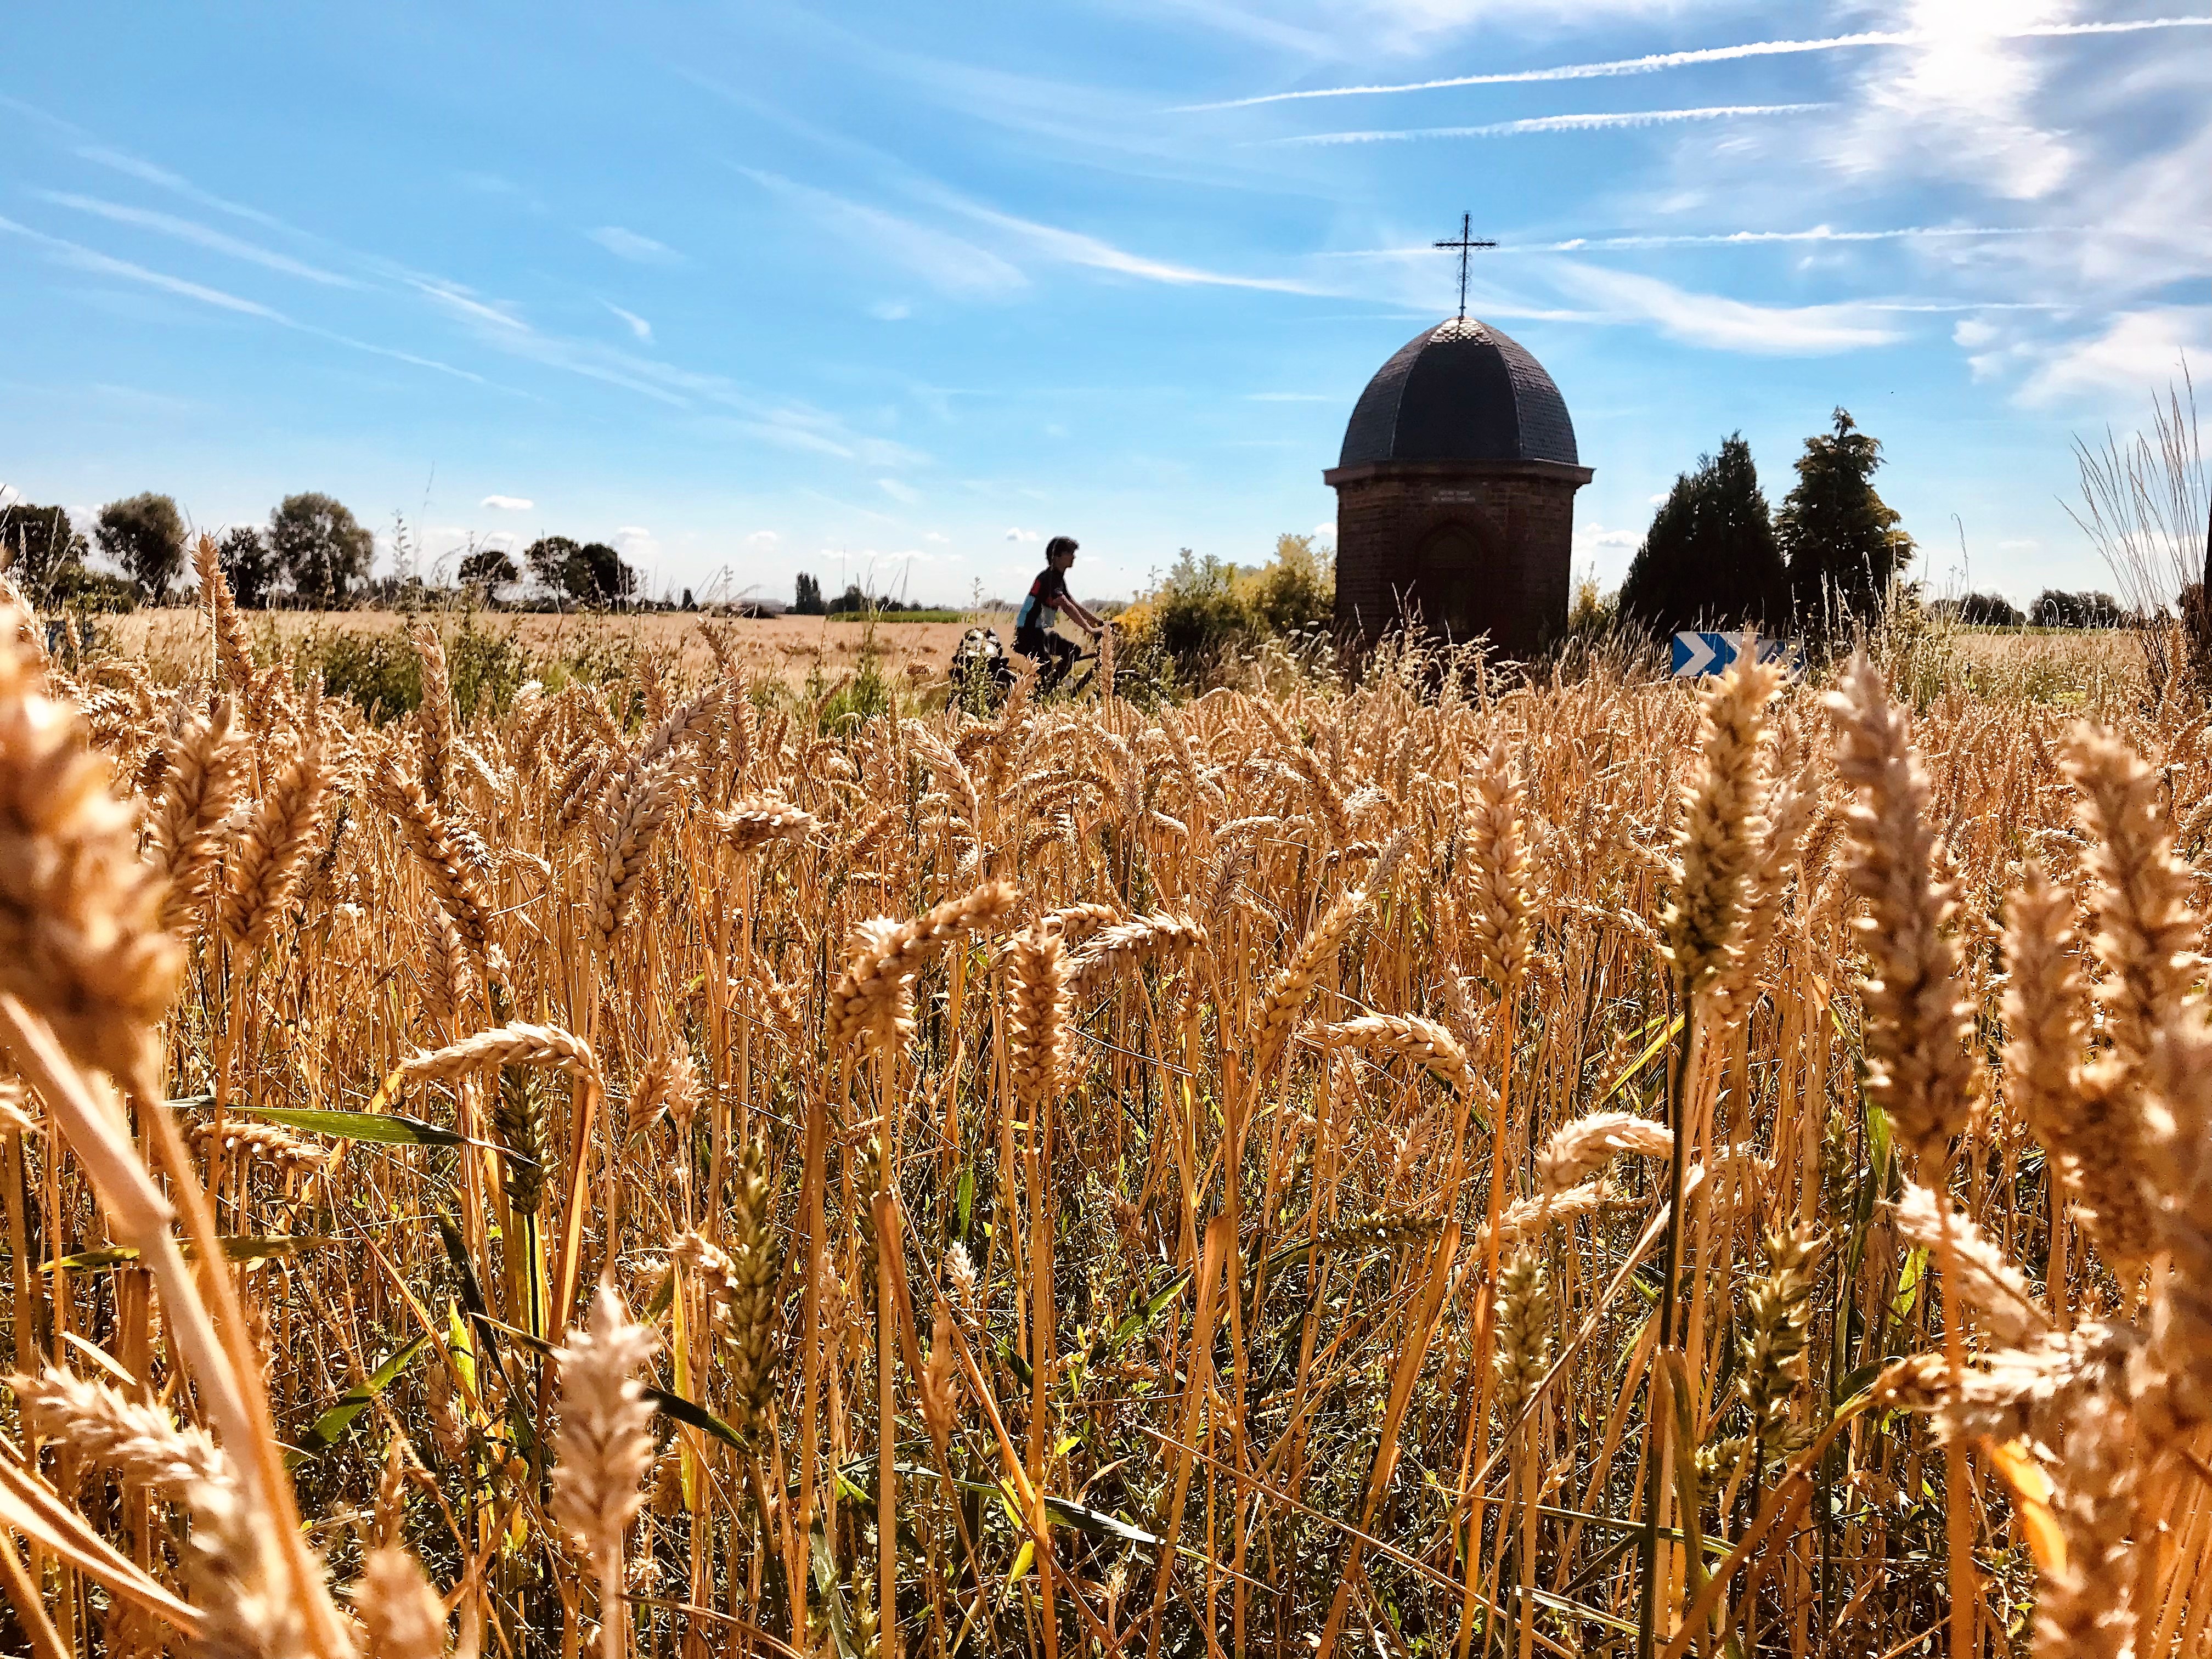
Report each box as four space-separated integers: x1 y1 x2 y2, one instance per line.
3 2 2208 610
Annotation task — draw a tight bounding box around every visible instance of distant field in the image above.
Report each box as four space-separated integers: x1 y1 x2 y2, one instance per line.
111 605 987 688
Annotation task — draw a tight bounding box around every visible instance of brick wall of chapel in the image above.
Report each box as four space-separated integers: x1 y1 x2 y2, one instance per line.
1333 470 1581 661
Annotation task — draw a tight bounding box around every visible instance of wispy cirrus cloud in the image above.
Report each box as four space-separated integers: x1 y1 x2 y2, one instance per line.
2021 306 2212 405
1179 15 2212 109
1553 262 1902 354
933 194 1328 294
736 168 1029 298
603 301 653 342
410 279 530 334
0 213 284 318
589 225 682 264
0 213 487 381
34 191 361 285
75 144 293 229
1267 104 1828 146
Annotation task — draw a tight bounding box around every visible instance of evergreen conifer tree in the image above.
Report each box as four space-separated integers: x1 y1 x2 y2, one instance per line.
1778 408 1914 632
1617 434 1787 636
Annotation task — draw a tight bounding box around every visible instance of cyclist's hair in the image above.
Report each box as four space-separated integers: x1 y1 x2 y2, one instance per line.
1045 535 1079 560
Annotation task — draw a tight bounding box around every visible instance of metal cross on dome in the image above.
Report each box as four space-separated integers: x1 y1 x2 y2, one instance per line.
1433 212 1497 321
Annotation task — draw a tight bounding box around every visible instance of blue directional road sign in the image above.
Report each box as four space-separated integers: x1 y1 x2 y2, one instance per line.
1671 631 1802 679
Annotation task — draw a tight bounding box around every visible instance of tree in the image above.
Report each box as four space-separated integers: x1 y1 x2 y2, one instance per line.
0 502 89 600
572 543 635 606
1778 409 1914 632
97 493 188 601
793 572 825 615
1250 532 1334 636
269 493 374 607
1957 591 2022 627
2030 589 2129 629
1617 434 1789 637
459 545 520 601
523 537 633 607
216 526 280 608
524 537 581 601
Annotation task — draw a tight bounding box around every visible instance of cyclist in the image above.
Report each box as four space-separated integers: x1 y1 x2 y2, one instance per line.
1013 535 1105 692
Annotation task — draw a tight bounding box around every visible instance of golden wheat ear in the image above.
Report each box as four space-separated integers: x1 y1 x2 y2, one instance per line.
550 1280 659 1659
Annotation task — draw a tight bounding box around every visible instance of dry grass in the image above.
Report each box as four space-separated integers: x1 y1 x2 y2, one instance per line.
6 554 2212 1658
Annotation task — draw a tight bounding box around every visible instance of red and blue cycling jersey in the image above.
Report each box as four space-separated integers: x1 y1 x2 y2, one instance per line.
1015 566 1070 634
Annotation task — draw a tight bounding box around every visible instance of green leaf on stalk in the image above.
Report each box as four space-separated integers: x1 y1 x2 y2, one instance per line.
287 1331 432 1466
45 1236 335 1272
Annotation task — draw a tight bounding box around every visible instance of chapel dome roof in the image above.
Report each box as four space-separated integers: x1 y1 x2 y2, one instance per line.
1338 316 1579 469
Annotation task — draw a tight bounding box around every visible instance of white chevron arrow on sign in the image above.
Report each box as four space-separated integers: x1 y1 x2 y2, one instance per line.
1674 631 1718 676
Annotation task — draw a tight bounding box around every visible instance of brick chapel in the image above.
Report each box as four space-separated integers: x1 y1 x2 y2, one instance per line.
1327 315 1592 661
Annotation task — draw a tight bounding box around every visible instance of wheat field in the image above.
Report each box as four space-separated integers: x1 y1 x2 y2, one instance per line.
4 540 2212 1659
110 608 974 694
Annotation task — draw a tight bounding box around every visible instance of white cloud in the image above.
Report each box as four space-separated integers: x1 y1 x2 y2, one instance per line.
0 482 20 509
1 213 284 318
36 192 360 286
1827 1 2078 201
480 494 534 510
411 278 528 332
1576 525 1641 550
741 170 1028 299
2022 307 2212 404
75 144 289 231
1006 527 1041 542
939 195 1327 295
1953 318 2000 349
925 531 950 543
1311 520 1335 542
589 226 681 264
1181 15 2212 109
747 530 780 551
871 300 913 320
1273 104 1828 148
603 301 652 343
879 478 922 504
1497 224 2069 256
1553 263 1902 354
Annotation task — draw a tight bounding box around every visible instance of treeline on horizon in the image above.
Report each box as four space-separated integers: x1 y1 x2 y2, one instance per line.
0 492 707 614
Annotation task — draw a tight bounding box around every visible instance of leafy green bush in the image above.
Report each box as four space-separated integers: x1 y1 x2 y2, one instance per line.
1248 534 1334 636
443 614 533 719
297 623 421 721
1120 534 1334 690
289 612 546 723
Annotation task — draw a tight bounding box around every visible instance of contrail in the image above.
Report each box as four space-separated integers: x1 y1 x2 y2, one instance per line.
1268 104 1826 145
1517 224 2071 252
1313 223 2078 258
1180 15 2212 112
